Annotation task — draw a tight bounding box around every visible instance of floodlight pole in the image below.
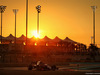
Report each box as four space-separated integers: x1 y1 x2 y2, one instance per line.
0 5 6 51
37 11 39 35
1 12 2 44
91 6 97 45
26 0 28 49
0 5 6 44
13 9 18 50
36 5 41 36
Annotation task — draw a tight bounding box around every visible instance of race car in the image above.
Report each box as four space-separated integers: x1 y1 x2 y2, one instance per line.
28 61 58 71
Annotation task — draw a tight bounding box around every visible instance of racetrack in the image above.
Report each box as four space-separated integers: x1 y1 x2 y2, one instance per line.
0 67 87 75
0 65 100 75
0 70 85 75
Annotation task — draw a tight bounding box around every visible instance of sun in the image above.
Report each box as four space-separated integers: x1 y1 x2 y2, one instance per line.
31 30 40 38
34 33 40 38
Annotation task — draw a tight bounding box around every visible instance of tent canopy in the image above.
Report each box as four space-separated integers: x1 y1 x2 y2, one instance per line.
52 36 62 42
64 37 77 43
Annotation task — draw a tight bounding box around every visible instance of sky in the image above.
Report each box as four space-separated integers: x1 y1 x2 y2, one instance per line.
0 0 100 47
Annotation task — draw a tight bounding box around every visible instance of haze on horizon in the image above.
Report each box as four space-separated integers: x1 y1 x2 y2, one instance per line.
0 0 100 47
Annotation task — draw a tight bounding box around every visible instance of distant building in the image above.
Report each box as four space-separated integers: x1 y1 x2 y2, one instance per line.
0 34 87 53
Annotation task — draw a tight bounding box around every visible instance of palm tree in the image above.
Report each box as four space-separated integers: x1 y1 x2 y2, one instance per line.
88 44 98 60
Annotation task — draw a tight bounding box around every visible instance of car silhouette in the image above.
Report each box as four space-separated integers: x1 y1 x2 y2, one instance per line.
28 61 58 71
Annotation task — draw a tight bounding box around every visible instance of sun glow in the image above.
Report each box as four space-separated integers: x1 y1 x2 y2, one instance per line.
31 30 40 38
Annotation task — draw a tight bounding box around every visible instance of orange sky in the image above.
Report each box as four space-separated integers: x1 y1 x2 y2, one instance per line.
0 0 100 47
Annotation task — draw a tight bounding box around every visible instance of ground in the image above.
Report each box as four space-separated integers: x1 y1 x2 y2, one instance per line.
0 70 86 75
0 67 100 75
0 63 100 75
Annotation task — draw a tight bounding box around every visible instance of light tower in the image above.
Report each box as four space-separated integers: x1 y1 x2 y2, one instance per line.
36 5 41 37
0 5 6 44
13 9 18 50
26 0 28 49
91 6 97 45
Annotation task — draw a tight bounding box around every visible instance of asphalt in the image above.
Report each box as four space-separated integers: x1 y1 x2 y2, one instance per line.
0 63 100 75
0 69 86 75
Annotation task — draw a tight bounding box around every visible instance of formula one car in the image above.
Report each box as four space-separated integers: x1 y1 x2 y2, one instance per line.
28 61 58 71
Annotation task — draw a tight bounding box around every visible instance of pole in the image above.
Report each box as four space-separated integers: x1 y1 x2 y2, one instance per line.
91 37 92 44
91 6 97 45
13 9 18 50
36 5 41 37
93 9 95 45
37 12 39 35
26 0 28 49
0 5 6 45
1 13 2 44
1 13 2 51
15 12 16 50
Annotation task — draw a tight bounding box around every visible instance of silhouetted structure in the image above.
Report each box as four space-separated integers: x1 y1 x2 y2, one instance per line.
91 6 97 45
0 5 6 52
36 5 41 36
0 34 87 53
26 0 28 49
13 9 19 50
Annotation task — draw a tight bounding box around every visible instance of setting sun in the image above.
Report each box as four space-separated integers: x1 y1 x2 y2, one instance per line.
31 30 40 38
1 0 100 47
